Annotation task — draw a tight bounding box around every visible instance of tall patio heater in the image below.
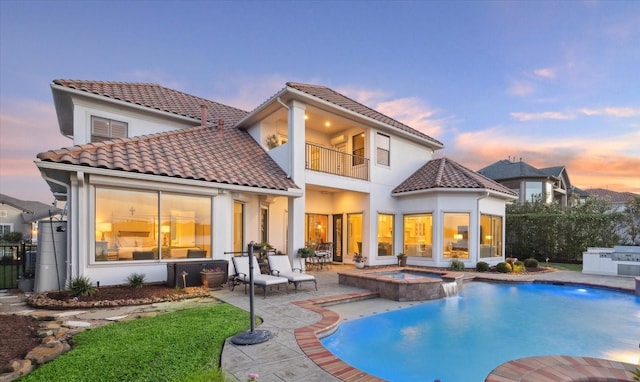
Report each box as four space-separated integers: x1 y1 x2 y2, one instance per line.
230 242 272 345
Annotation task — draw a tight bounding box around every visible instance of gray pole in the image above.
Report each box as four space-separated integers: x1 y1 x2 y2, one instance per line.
230 241 272 345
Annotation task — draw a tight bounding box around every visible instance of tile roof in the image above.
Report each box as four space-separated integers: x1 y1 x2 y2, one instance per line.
392 157 517 196
37 126 299 192
52 79 248 126
0 193 62 222
584 188 638 204
286 82 444 148
477 159 551 180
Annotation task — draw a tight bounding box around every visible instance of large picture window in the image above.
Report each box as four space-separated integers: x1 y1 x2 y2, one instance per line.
480 214 502 258
377 213 394 256
94 188 211 262
443 212 469 259
403 214 432 257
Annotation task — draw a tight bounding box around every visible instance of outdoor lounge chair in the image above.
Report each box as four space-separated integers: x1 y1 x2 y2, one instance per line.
231 256 288 298
267 255 317 292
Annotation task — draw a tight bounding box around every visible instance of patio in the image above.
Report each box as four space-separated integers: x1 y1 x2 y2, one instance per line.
215 265 638 381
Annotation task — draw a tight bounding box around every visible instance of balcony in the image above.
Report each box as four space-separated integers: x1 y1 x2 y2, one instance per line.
305 143 369 181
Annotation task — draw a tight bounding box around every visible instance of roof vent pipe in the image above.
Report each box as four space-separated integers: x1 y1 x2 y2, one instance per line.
201 105 207 127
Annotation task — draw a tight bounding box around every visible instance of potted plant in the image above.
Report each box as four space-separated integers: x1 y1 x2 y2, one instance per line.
17 271 34 293
397 252 407 267
353 253 366 269
201 267 225 289
297 247 315 258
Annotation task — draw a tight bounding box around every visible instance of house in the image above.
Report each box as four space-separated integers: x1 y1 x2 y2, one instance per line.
581 188 638 212
0 193 61 243
35 80 516 288
477 158 572 208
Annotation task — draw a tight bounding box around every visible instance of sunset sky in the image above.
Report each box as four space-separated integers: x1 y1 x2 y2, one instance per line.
1 0 638 204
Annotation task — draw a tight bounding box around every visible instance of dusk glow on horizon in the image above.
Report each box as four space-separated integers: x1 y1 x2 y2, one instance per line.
1 1 638 203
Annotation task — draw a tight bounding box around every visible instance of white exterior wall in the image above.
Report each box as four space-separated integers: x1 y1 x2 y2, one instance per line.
71 97 195 145
61 171 267 287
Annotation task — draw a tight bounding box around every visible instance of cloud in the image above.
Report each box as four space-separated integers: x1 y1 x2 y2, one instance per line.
511 111 575 121
533 68 556 79
512 106 640 121
579 107 640 118
506 79 535 96
448 127 640 193
374 97 445 138
0 99 71 202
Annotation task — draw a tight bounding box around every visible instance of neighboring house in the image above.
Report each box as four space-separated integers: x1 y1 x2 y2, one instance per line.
0 193 61 243
36 80 516 287
477 158 572 208
581 188 638 212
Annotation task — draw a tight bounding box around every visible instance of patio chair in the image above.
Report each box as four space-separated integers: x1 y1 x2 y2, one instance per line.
267 255 317 292
315 242 333 269
231 256 288 298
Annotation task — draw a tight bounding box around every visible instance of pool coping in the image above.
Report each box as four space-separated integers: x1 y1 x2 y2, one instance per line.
292 274 639 382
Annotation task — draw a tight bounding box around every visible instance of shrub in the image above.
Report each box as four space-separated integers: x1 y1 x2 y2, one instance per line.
2 231 23 243
496 262 509 273
524 258 539 268
449 258 465 271
127 273 146 288
476 261 489 272
68 276 96 297
512 261 526 273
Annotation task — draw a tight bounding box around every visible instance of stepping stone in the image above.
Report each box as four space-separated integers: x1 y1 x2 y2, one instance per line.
14 309 36 315
105 315 128 321
63 320 92 328
54 310 87 318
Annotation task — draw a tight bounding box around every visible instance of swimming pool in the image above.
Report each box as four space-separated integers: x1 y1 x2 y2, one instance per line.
321 282 640 381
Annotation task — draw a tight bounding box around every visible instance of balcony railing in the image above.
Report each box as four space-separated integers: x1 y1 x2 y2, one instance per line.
305 143 369 181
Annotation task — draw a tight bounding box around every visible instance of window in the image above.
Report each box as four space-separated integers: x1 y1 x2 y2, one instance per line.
480 214 502 258
525 181 542 203
94 188 211 262
443 212 469 259
161 193 211 258
91 116 128 142
403 214 433 257
233 202 244 253
347 213 363 258
352 133 365 166
376 133 390 166
0 224 12 236
260 205 268 244
377 213 394 256
305 214 328 245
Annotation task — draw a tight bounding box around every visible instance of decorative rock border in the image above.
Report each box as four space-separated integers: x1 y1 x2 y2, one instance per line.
27 287 210 309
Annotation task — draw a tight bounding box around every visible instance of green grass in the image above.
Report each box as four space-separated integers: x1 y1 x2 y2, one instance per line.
543 262 582 272
0 264 18 289
20 303 252 382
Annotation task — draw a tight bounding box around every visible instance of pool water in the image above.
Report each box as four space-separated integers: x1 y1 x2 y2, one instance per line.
321 282 640 381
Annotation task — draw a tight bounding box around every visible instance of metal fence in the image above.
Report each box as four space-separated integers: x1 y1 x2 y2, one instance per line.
0 243 37 289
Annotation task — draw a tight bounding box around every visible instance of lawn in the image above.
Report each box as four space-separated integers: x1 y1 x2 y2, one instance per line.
543 262 582 272
20 303 252 382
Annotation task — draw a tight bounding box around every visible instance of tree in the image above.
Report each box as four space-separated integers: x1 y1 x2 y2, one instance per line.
2 231 23 243
620 196 640 245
